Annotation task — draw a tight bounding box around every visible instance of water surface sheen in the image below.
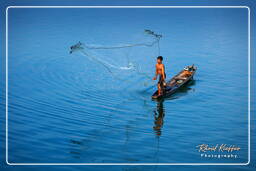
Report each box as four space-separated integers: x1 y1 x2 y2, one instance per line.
7 8 248 164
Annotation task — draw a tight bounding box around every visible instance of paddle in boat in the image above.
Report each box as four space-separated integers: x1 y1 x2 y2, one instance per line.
152 65 197 99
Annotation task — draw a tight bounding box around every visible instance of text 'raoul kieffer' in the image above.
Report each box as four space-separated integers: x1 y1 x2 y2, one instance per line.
196 144 241 153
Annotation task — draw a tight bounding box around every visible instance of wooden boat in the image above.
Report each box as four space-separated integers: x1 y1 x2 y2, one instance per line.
152 65 197 99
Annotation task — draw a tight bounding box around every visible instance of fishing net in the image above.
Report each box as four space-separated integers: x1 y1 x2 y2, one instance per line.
69 30 162 89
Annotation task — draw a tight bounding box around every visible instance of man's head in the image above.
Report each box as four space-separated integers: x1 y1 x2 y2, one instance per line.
157 56 163 64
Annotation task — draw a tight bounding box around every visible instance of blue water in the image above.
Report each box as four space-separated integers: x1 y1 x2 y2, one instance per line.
0 3 255 171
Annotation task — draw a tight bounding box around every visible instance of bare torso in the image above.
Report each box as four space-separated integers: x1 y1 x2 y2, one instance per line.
156 63 165 77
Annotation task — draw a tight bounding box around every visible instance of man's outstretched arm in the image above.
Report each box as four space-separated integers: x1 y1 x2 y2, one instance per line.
153 65 158 80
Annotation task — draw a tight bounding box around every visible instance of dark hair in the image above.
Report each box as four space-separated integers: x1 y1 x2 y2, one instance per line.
157 56 163 61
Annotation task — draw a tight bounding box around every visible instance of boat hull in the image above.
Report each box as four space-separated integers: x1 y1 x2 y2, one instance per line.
152 65 197 99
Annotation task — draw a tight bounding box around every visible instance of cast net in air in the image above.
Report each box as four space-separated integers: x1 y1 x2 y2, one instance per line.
69 30 162 88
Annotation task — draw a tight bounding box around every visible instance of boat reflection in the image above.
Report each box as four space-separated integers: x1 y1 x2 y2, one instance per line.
152 80 196 136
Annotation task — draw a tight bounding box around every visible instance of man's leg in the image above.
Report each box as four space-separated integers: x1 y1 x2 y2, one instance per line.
158 83 161 96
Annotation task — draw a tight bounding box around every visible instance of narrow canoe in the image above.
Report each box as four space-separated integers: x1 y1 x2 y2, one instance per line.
152 65 197 99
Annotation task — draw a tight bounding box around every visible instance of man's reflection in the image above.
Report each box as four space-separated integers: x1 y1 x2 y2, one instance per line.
153 100 165 136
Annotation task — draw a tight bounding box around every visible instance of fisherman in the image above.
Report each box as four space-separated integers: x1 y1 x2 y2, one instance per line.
153 56 166 96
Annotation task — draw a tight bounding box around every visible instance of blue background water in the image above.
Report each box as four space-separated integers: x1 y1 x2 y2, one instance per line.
0 0 255 171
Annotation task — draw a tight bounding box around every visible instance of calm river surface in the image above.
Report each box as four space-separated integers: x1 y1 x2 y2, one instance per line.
3 7 249 166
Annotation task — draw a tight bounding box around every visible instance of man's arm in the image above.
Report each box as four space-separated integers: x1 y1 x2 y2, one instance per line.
162 64 166 80
153 64 158 80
